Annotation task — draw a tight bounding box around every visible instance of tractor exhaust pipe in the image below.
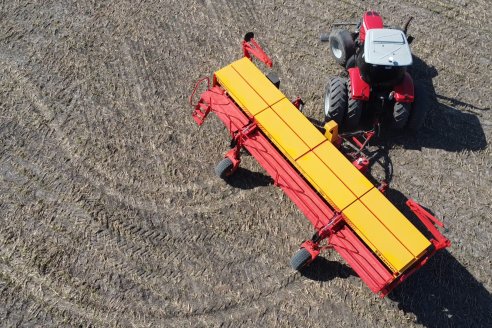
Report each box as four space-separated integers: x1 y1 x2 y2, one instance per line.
403 17 414 44
403 17 413 35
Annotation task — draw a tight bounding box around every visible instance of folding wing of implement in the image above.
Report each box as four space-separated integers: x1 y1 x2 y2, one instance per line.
189 34 450 297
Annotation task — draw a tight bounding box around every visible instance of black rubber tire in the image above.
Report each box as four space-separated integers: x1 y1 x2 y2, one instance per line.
345 80 363 129
345 54 356 69
215 158 233 179
392 102 411 129
324 77 348 125
329 29 355 67
290 248 312 271
407 83 430 132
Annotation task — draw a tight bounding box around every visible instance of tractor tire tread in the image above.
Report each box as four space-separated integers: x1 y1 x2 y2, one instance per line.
324 77 348 125
393 102 411 129
346 80 363 128
407 83 431 132
329 29 355 66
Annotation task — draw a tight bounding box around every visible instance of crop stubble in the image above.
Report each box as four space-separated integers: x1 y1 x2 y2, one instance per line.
0 0 491 327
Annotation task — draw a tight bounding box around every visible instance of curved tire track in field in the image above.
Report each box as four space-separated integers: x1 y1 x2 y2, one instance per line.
0 49 307 325
1 0 490 327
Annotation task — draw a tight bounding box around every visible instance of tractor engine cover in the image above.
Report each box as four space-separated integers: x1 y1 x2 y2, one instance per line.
364 29 413 66
359 11 384 42
357 29 413 89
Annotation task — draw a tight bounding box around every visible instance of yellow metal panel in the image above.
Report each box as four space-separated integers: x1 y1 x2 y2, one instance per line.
313 142 373 198
231 58 285 107
216 60 429 274
343 201 415 273
255 109 310 160
215 63 268 116
296 151 356 211
360 189 431 258
271 98 327 151
323 120 339 143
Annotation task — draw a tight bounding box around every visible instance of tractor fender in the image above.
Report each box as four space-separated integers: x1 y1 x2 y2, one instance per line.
348 67 370 101
393 73 414 103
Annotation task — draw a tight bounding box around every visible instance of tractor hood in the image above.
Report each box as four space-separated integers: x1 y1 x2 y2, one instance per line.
364 29 413 66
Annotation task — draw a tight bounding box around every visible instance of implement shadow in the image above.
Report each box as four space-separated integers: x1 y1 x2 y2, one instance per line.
225 167 273 190
390 250 492 328
384 188 492 328
300 257 355 282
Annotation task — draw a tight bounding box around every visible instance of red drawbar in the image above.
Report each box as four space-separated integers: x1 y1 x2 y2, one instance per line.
348 67 370 101
360 11 384 42
393 73 414 103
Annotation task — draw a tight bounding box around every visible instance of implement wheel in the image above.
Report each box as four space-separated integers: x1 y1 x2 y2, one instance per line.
290 248 312 271
215 158 234 179
324 77 348 125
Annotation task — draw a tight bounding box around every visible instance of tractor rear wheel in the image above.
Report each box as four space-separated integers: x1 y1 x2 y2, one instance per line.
346 80 363 129
329 29 355 67
392 102 410 129
215 158 234 179
290 247 312 271
408 83 430 132
324 77 348 125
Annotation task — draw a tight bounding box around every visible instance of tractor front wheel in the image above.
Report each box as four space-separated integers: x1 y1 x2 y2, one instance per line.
215 158 234 179
290 247 312 271
328 29 355 67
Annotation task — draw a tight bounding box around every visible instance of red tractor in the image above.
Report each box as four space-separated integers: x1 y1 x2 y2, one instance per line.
321 11 430 132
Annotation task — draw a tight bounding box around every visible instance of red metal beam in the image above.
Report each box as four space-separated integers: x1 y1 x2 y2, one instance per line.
330 226 394 294
242 33 273 68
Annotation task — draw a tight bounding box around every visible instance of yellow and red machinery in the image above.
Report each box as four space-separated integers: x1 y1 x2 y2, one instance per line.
190 34 450 297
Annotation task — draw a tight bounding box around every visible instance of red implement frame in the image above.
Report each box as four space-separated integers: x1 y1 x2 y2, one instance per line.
191 78 450 296
242 32 273 68
191 83 331 230
190 39 450 297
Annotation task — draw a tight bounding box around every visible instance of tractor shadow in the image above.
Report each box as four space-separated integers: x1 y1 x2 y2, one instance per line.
386 97 488 152
312 55 488 152
300 257 355 282
389 55 487 152
383 188 492 328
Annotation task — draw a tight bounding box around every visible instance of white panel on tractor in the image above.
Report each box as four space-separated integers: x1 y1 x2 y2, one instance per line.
364 29 413 66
